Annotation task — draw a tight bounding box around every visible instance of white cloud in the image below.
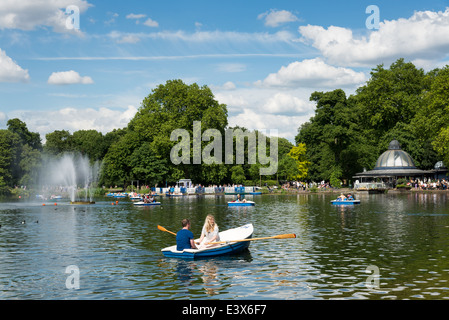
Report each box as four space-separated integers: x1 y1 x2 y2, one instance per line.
0 0 91 34
214 83 316 141
0 111 7 128
216 63 246 73
8 105 138 139
228 108 310 142
299 8 449 67
125 13 158 27
48 70 93 85
258 9 299 27
0 48 30 82
210 81 236 91
222 81 236 90
256 58 366 88
116 34 141 44
143 18 159 27
261 92 314 115
105 29 295 45
126 13 146 20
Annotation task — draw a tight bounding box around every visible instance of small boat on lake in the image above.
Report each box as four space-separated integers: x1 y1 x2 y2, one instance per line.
166 193 184 197
161 224 253 259
228 200 255 207
134 201 161 206
331 199 361 205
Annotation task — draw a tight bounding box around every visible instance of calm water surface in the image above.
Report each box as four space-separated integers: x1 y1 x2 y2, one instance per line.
0 193 448 300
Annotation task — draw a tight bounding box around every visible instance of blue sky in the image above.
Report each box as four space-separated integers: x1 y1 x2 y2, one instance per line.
1 0 449 142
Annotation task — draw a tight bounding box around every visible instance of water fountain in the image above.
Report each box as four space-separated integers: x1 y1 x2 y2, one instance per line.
39 153 100 204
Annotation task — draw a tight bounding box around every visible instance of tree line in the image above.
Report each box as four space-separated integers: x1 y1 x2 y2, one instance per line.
296 58 449 185
0 79 307 195
2 58 447 195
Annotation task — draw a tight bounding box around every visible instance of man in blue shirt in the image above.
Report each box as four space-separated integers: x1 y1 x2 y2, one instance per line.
176 219 198 251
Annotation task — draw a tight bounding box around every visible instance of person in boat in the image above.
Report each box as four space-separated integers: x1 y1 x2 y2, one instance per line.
176 219 198 251
337 193 347 201
347 194 354 200
235 193 247 203
197 215 220 248
144 194 153 203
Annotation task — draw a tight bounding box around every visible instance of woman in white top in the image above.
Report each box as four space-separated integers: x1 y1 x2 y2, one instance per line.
197 214 220 248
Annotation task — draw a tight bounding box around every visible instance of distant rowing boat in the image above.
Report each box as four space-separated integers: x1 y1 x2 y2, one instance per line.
331 200 360 205
134 201 161 206
227 200 255 207
166 193 184 197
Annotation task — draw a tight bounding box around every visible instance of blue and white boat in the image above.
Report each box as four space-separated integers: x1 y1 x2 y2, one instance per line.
228 200 255 207
161 224 253 259
331 199 361 205
134 201 161 206
166 192 184 197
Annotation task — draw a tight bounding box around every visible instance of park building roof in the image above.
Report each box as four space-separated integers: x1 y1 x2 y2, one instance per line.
354 140 430 179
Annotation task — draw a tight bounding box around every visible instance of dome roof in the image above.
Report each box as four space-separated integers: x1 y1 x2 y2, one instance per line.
435 161 447 170
374 140 416 170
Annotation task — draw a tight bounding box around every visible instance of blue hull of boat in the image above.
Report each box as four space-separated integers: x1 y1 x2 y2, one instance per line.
228 202 255 207
331 200 360 205
161 224 253 259
134 202 161 206
162 241 250 259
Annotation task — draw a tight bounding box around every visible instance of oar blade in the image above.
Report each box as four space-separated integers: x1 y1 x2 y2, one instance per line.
273 233 297 239
158 225 177 235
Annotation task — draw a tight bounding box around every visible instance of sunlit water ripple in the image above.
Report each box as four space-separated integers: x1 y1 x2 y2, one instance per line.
0 192 448 299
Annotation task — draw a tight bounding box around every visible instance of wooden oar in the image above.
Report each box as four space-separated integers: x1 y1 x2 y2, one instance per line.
210 233 296 245
157 225 176 236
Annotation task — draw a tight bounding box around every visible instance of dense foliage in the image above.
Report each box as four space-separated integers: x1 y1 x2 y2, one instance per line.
296 58 449 183
1 59 448 193
0 80 296 193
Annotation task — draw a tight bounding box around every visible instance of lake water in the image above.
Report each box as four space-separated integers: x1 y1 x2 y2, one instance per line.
0 192 449 300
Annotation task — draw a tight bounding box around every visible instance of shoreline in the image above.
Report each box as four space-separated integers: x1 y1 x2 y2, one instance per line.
260 188 449 195
4 186 449 201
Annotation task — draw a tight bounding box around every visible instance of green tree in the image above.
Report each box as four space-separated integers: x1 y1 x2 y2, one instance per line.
6 119 43 186
18 144 42 186
44 130 73 155
201 163 228 185
286 144 309 180
433 127 449 167
354 58 427 138
7 118 42 150
72 130 106 161
296 89 359 181
129 142 169 186
101 79 228 186
414 66 449 167
101 131 141 186
230 165 245 184
0 130 17 188
295 59 442 182
278 154 299 181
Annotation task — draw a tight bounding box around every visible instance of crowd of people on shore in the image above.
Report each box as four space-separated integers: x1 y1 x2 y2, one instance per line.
281 178 449 191
281 180 331 191
407 178 448 190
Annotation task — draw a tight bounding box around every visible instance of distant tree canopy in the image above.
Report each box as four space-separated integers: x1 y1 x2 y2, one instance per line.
296 58 449 183
0 119 42 193
99 79 283 187
1 61 448 194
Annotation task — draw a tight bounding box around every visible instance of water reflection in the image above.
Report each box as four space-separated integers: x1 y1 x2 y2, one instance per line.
1 194 449 299
160 250 254 298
